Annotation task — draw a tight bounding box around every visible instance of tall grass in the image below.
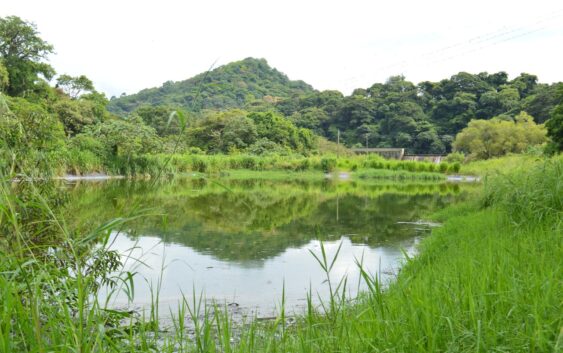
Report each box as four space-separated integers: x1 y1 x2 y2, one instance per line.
459 153 556 176
6 151 459 178
356 168 445 181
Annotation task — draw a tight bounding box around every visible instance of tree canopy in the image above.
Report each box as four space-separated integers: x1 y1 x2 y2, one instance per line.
452 112 547 160
545 84 563 153
107 58 315 115
0 16 55 96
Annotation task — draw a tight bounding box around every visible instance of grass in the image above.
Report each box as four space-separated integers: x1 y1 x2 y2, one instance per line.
0 157 560 352
355 168 446 181
7 151 460 178
459 153 562 176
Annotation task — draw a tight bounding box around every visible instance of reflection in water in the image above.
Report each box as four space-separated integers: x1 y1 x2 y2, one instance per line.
64 178 470 315
106 235 421 315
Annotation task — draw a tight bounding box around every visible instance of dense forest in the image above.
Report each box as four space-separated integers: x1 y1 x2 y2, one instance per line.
0 15 561 177
107 58 315 115
110 57 562 154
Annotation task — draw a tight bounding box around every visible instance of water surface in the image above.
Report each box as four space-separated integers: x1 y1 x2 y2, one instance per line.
64 178 467 316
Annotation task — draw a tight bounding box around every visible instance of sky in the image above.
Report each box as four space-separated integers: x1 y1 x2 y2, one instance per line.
1 0 562 97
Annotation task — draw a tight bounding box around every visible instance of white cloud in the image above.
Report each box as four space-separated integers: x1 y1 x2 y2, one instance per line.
1 0 562 96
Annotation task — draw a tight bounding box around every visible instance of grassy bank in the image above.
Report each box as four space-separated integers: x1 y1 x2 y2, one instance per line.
459 153 562 176
0 158 560 352
243 158 561 352
9 151 460 178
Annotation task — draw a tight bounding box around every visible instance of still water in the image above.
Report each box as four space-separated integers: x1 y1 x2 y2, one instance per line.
64 178 468 316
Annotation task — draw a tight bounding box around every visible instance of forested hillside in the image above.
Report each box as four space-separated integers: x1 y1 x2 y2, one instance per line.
277 72 560 153
107 58 315 114
110 57 561 154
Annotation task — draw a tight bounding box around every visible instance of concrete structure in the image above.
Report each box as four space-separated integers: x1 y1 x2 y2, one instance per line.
352 148 445 164
402 154 444 164
352 148 405 160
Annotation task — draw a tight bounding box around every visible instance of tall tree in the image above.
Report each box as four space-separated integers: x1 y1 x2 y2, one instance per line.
545 84 563 152
0 16 55 96
56 74 95 99
453 112 546 160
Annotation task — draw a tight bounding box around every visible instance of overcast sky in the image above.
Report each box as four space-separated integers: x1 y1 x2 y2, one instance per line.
2 0 562 97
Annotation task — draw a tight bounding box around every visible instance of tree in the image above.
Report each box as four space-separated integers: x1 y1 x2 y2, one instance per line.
56 74 95 98
431 92 478 135
222 113 258 152
453 112 547 160
510 73 538 98
289 107 329 134
0 95 66 174
81 116 161 157
0 60 8 91
521 84 560 123
186 109 258 153
134 105 181 136
545 84 563 152
0 16 55 96
53 98 102 137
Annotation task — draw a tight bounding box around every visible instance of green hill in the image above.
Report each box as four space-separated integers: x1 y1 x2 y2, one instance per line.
107 58 315 115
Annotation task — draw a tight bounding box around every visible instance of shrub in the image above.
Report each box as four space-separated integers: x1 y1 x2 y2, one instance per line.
320 157 337 173
444 152 465 164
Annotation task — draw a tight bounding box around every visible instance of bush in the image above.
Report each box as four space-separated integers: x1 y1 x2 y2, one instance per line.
320 157 337 173
444 152 465 164
190 156 208 173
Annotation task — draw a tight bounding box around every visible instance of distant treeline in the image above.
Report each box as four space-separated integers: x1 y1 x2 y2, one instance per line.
109 57 562 154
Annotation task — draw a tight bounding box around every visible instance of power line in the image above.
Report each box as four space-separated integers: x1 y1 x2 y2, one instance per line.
339 8 563 88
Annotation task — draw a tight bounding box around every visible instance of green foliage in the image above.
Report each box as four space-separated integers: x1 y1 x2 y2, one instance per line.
289 107 330 134
249 111 316 154
80 115 161 158
134 104 182 136
107 58 315 114
0 16 55 96
444 151 465 164
545 84 563 153
52 98 104 136
0 15 560 175
101 56 562 156
188 109 258 153
0 95 67 175
482 157 562 224
1 96 65 152
521 83 560 123
320 157 337 172
459 154 543 176
356 168 444 180
0 59 8 91
247 138 289 156
56 74 95 98
453 112 547 160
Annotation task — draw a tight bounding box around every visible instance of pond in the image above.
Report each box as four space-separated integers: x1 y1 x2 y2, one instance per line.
62 177 470 318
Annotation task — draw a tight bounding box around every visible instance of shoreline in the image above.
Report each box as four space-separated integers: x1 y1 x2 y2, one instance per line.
44 171 482 183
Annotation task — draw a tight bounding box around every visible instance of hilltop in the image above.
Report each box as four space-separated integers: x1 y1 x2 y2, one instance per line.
107 58 315 114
